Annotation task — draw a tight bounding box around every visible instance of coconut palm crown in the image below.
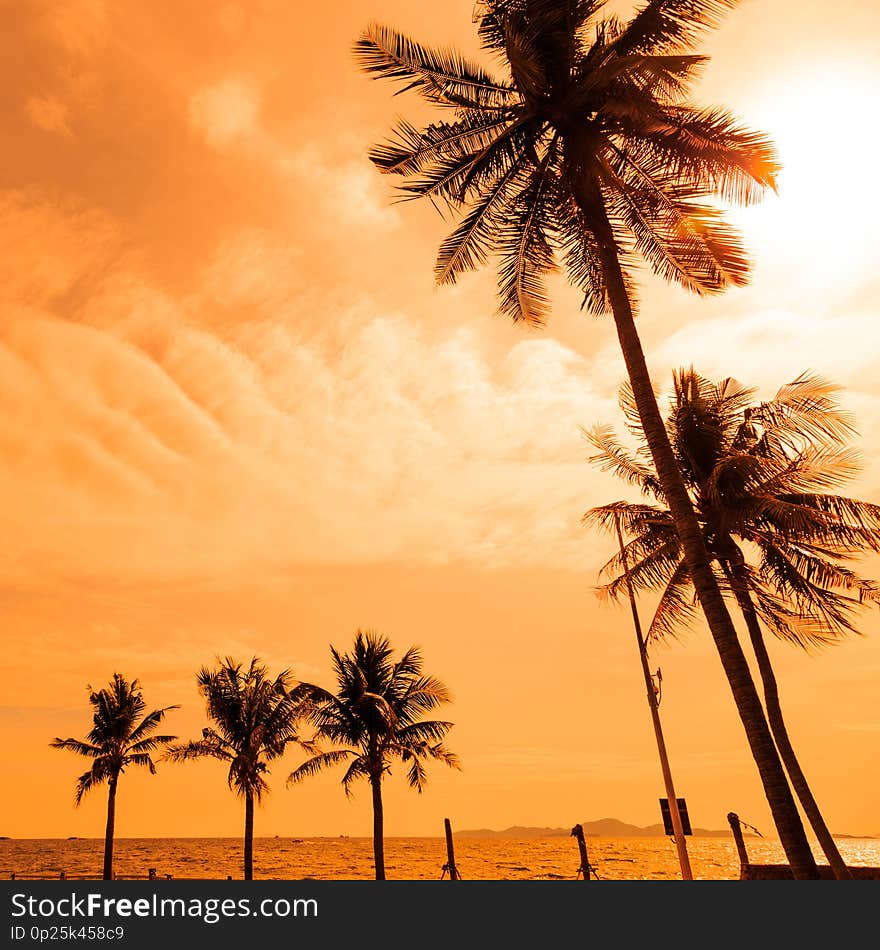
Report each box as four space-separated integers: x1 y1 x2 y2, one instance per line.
289 631 460 879
356 0 778 325
585 369 880 646
165 657 313 880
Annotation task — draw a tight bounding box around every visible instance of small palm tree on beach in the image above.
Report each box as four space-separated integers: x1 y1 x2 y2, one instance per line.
354 0 822 876
585 369 880 878
51 673 177 880
289 631 460 880
165 657 312 880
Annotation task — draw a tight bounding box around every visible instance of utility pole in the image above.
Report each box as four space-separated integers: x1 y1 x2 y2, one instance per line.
614 510 693 881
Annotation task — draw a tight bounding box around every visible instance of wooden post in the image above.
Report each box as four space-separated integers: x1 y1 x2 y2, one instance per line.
441 818 461 880
727 812 750 877
571 824 593 880
614 511 694 881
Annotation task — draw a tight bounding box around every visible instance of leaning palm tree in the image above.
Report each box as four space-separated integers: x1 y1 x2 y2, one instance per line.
354 1 819 875
51 673 177 880
585 369 880 878
289 631 460 880
165 657 312 880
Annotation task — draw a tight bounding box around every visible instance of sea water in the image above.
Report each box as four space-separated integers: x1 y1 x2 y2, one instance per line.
3 836 879 881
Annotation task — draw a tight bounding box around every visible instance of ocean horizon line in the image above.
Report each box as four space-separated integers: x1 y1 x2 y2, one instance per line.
7 832 878 841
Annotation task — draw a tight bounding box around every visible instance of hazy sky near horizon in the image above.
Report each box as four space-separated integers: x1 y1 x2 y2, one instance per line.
2 0 879 844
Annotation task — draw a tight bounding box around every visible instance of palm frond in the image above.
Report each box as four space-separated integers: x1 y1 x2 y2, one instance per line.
496 137 560 325
745 571 848 651
355 23 516 109
163 738 232 764
434 151 533 284
396 720 455 745
597 533 683 601
610 176 751 292
370 112 516 180
125 752 157 774
753 445 863 497
340 756 372 798
744 373 857 452
427 744 462 769
772 495 880 551
558 196 611 314
614 0 743 56
405 755 429 792
583 426 662 495
287 750 356 786
756 539 865 634
617 52 708 99
603 143 755 293
398 676 453 714
646 559 699 643
127 734 176 755
609 105 778 204
127 706 179 744
73 767 108 805
583 500 672 536
50 738 103 758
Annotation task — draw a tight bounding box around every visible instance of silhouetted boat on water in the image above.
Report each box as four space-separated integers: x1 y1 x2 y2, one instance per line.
727 813 880 880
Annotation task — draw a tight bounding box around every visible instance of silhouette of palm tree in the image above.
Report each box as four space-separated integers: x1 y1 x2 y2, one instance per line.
585 369 880 878
289 631 460 879
51 673 177 880
165 657 312 880
354 0 817 876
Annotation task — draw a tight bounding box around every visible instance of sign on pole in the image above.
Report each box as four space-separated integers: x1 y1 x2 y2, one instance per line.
660 798 693 836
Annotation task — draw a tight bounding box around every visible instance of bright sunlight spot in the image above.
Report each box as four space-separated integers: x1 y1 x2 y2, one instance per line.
728 69 880 288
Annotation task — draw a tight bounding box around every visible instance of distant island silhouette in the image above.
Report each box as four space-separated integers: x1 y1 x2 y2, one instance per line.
455 819 877 839
457 817 744 838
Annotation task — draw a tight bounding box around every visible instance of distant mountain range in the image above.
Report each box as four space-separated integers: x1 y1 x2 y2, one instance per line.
457 817 738 838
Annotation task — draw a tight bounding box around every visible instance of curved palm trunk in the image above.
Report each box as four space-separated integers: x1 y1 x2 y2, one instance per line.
370 772 386 880
103 777 117 881
576 176 818 879
244 790 254 881
724 560 852 879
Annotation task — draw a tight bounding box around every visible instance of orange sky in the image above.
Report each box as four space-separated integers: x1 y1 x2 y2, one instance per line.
1 0 879 842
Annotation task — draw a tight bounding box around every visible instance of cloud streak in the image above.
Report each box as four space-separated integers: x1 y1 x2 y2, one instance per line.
0 192 620 590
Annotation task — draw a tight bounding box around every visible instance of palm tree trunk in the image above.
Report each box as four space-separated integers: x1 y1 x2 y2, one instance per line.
371 772 386 880
574 175 819 879
723 559 852 879
103 777 117 881
244 790 254 881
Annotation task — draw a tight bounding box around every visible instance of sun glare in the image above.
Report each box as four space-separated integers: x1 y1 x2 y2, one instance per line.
729 70 880 288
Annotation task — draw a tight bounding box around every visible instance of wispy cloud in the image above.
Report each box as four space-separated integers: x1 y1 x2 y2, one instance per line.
0 192 620 591
26 95 73 136
190 78 261 151
41 0 110 55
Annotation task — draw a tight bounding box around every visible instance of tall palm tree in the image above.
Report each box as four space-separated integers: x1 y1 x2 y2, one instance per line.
165 657 312 880
50 673 177 880
288 631 460 880
585 369 880 878
354 1 819 875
